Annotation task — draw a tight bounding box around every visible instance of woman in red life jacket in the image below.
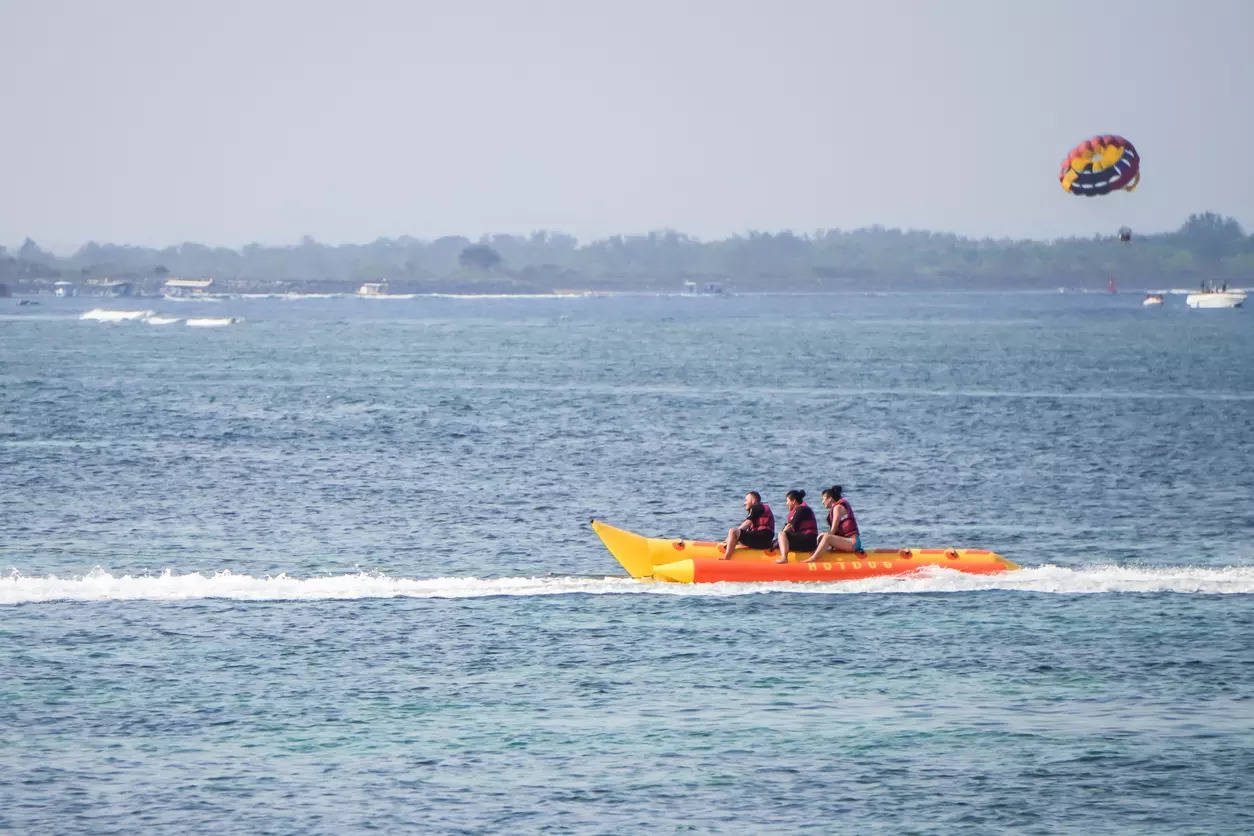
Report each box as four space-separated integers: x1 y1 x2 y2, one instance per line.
804 485 863 562
719 491 775 559
773 489 819 563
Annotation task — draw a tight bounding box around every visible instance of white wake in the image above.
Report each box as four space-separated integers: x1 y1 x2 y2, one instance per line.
80 308 154 321
4 565 1254 605
79 309 240 326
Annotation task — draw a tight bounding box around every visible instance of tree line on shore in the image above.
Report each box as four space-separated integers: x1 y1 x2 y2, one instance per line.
2 212 1250 294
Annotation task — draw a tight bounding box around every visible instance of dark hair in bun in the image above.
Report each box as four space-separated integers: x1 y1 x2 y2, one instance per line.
786 489 806 502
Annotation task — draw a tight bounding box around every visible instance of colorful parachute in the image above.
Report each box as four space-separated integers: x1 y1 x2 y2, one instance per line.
1059 135 1140 196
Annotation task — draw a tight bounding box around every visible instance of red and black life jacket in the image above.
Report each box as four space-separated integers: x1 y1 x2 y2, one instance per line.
828 498 858 537
747 502 775 534
788 503 819 536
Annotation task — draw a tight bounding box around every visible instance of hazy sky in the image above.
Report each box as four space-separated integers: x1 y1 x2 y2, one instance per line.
2 0 1252 252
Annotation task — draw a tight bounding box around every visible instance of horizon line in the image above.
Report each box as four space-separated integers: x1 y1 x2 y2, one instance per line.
5 212 1240 258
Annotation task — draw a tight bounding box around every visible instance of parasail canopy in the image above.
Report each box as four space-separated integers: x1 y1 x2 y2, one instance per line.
1060 135 1140 196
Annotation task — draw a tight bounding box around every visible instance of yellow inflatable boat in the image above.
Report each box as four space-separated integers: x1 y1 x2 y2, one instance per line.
590 519 1019 583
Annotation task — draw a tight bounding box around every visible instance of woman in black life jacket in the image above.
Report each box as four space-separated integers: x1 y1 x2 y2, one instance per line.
805 485 864 562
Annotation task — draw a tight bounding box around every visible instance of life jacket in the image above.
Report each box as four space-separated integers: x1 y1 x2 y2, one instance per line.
828 497 858 537
746 502 775 534
788 503 818 536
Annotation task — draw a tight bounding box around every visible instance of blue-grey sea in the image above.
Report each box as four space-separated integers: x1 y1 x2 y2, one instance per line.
3 290 1253 833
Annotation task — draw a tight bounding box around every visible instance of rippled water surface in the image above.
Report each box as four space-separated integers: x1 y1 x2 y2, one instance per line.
3 292 1253 832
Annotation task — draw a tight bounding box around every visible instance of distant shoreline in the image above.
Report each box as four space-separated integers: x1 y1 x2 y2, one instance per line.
5 286 1226 302
2 213 1248 296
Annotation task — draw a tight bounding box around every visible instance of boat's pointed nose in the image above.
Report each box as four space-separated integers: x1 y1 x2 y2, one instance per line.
590 520 655 578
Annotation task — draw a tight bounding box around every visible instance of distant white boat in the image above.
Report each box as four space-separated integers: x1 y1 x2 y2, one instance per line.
682 280 727 295
1142 293 1164 306
1186 284 1246 309
356 280 416 299
163 277 217 299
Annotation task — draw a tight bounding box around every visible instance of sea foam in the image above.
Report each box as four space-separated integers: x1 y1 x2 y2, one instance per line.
78 310 240 326
4 565 1254 605
80 308 155 322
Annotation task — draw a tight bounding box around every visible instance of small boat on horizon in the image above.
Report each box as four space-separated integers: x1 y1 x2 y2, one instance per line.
357 280 416 299
681 280 728 296
1143 293 1165 306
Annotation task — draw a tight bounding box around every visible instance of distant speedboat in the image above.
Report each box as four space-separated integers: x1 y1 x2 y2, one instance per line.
1143 293 1164 306
682 280 727 295
1186 283 1246 309
358 281 389 296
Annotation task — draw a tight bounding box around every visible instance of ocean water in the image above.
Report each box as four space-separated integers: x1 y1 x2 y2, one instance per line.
2 291 1252 833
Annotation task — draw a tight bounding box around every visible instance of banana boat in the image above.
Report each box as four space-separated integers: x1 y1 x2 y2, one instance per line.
590 519 1019 583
